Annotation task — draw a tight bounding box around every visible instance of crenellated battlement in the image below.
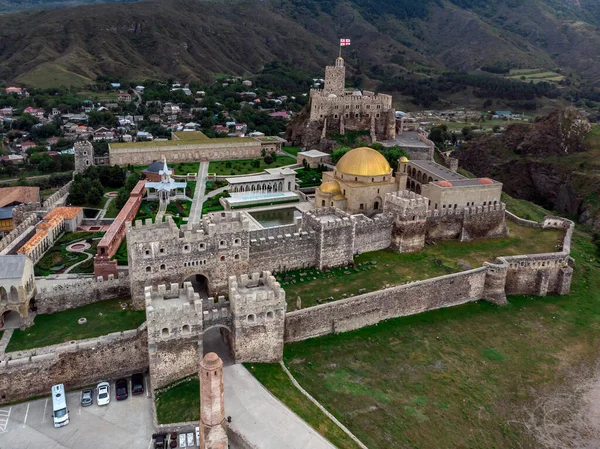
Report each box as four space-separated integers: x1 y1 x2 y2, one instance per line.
229 271 285 303
303 207 354 231
127 215 180 243
249 230 315 247
426 202 506 219
384 191 428 219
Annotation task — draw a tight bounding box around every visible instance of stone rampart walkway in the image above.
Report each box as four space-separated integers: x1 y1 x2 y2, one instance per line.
223 364 336 449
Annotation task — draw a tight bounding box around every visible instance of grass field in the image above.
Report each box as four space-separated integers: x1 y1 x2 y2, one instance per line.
16 62 92 89
283 146 302 157
208 156 296 175
155 376 200 424
506 68 565 84
278 221 563 309
6 297 145 352
247 196 600 449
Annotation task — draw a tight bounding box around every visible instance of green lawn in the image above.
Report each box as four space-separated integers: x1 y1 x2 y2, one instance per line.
283 146 302 157
113 239 128 265
247 364 361 449
279 221 563 309
155 376 200 424
202 192 228 214
208 156 296 175
6 297 145 352
103 198 121 218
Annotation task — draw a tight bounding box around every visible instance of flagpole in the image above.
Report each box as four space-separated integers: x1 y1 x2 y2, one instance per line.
339 40 342 58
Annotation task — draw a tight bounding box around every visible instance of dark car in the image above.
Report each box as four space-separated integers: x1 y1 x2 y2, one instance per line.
131 373 144 395
81 389 93 407
115 378 128 401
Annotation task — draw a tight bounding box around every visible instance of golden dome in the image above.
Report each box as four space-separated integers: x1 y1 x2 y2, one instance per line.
336 147 391 177
399 156 409 163
319 180 341 194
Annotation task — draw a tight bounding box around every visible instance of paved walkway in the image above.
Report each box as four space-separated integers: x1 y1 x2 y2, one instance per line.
97 197 113 219
0 330 13 358
189 161 209 224
223 364 336 449
63 251 93 274
155 201 167 223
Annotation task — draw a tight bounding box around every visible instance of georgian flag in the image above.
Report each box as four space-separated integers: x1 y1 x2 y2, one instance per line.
340 38 351 46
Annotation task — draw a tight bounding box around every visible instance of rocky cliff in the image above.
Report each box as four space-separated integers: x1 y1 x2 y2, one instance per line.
456 108 600 227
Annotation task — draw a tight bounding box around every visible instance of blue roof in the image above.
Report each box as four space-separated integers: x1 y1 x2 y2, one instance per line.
0 206 14 220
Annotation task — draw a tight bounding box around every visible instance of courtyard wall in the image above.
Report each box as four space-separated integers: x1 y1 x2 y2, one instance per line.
0 324 148 405
35 273 130 314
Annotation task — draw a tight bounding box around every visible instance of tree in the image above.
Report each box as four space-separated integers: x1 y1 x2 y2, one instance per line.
331 146 351 163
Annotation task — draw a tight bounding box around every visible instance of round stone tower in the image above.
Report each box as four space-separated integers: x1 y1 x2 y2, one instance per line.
199 352 228 449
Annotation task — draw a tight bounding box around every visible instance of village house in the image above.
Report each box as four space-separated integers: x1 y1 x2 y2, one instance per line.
117 91 132 102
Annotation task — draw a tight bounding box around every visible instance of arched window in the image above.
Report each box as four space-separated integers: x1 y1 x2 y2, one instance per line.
183 244 190 252
234 254 240 261
0 287 7 306
267 311 274 320
234 238 240 246
146 266 152 273
160 264 166 270
161 328 169 336
247 314 255 323
220 256 225 261
182 325 190 334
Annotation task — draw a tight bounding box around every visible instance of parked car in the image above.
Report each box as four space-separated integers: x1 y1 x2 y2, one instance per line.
97 382 110 406
80 389 93 407
115 378 128 401
131 373 145 395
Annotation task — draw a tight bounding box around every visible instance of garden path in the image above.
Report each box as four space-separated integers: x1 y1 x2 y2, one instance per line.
189 161 209 224
63 251 93 274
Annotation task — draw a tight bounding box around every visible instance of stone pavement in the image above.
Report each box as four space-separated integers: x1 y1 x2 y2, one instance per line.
0 329 13 358
223 364 336 449
189 161 209 224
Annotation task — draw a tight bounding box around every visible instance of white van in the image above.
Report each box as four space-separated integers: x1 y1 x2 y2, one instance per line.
51 384 69 428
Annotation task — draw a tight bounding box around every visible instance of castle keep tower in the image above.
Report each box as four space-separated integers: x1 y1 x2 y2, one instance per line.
199 352 228 449
74 141 94 173
324 57 346 95
384 191 428 253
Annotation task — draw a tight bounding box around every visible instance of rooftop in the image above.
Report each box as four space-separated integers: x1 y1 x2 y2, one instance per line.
297 149 329 158
409 160 466 182
0 186 40 208
110 136 256 149
380 131 432 149
44 206 83 221
0 255 27 280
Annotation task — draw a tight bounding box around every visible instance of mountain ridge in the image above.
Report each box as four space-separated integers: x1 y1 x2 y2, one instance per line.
0 0 599 88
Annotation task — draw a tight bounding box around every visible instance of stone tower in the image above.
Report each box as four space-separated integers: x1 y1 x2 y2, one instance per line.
229 271 286 363
384 191 428 253
74 141 94 173
324 57 345 95
199 352 228 449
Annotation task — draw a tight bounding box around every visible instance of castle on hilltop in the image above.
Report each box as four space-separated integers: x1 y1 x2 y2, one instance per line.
293 57 396 147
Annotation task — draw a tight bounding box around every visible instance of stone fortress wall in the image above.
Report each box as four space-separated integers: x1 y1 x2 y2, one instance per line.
0 323 148 404
126 190 514 307
284 215 574 342
35 272 130 314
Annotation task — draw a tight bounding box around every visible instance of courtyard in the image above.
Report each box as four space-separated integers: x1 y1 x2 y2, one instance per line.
277 221 564 309
34 231 105 277
6 297 146 352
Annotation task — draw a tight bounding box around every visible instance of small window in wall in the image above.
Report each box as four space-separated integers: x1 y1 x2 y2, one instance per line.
354 177 357 181
159 248 165 254
83 151 87 156
331 202 333 206
183 244 190 251
376 113 380 118
334 114 338 119
161 328 169 336
377 189 380 194
199 243 206 250
182 324 190 334
219 240 226 248
359 203 364 210
234 238 240 246
320 114 324 118
346 105 350 109
372 178 374 182
234 254 240 260
145 250 150 256
321 200 325 207
343 189 346 195
247 314 255 323
267 311 274 319
146 266 151 273
220 255 225 261
355 113 359 118
160 264 166 270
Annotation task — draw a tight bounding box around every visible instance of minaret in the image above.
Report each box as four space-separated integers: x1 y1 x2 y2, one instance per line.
199 352 228 449
324 57 346 95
